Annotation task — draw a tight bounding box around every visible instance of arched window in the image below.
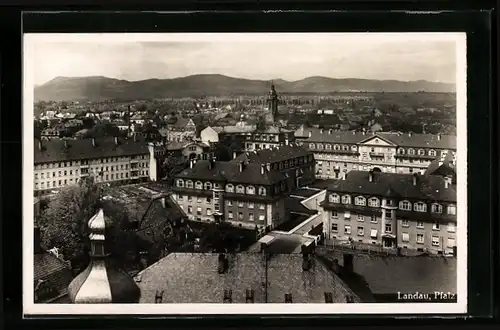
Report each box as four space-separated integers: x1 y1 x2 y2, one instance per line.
447 204 456 215
334 144 340 150
309 143 315 149
186 180 193 188
354 196 366 206
317 144 323 150
195 181 203 189
226 184 234 193
398 148 405 154
329 193 340 203
258 187 267 196
246 186 255 195
408 148 415 155
204 182 212 190
399 200 412 210
368 197 380 207
343 145 349 151
325 144 332 150
176 179 184 188
236 185 245 194
418 149 425 156
431 203 442 213
429 149 436 157
414 202 427 212
341 195 351 204
351 145 357 151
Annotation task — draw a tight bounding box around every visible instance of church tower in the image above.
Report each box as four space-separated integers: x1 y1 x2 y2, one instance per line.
267 82 279 123
68 209 141 303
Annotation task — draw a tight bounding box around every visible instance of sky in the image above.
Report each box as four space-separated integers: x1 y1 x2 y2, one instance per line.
29 33 460 86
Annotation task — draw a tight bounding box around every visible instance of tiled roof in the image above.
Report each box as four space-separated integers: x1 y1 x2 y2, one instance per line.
348 255 457 294
34 137 149 164
327 171 456 202
34 252 74 303
175 160 285 185
213 125 257 134
425 150 457 177
137 252 358 303
301 128 456 149
232 144 312 164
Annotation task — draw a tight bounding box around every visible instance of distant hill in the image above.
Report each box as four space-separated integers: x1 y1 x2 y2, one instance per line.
34 74 456 101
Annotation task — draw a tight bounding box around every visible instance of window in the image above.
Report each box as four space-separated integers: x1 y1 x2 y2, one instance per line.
331 211 338 219
258 187 266 196
249 213 254 221
259 204 265 210
228 211 234 219
238 212 243 220
414 202 427 212
187 206 193 214
246 186 255 195
341 195 351 204
331 223 338 232
344 225 351 235
195 181 203 189
402 233 410 242
259 215 265 221
431 204 442 213
206 197 212 203
204 182 212 190
197 197 202 203
370 229 378 239
447 237 456 248
344 211 351 219
447 222 456 233
354 196 366 206
309 143 315 149
385 223 392 233
356 214 364 222
177 179 184 188
432 236 440 246
206 208 212 216
385 210 392 218
226 184 234 192
357 226 364 236
247 202 254 209
398 148 405 154
227 200 233 206
196 207 202 215
416 222 424 229
407 148 414 155
368 197 380 207
402 219 409 227
416 233 424 244
329 194 340 203
370 215 377 223
447 204 456 215
429 149 436 157
238 202 244 208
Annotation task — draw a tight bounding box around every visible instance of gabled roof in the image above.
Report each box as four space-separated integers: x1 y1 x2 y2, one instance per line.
34 252 74 303
232 144 312 164
34 137 149 164
425 150 457 177
327 171 456 202
377 132 456 149
137 252 359 303
304 129 369 144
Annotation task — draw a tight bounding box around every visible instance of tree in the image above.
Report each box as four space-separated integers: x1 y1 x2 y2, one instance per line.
160 155 188 184
256 115 268 131
88 122 120 138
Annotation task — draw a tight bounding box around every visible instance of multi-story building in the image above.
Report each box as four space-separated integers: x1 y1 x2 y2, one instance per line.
295 128 456 178
321 163 457 255
171 145 315 230
34 136 156 196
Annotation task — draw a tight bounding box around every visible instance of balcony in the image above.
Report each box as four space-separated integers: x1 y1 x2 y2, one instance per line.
369 152 386 158
394 153 437 160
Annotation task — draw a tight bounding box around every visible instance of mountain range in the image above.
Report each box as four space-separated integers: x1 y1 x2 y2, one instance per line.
34 74 455 101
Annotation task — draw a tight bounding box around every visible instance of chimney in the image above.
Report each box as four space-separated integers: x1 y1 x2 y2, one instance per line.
352 131 355 135
285 138 289 145
342 172 347 180
284 293 293 303
218 253 228 274
91 137 96 147
155 290 164 303
261 164 265 175
362 131 366 136
324 292 334 303
331 259 341 273
266 163 271 172
343 253 354 273
189 159 194 169
308 131 312 138
233 151 237 160
245 289 255 303
408 132 412 137
208 159 214 170
444 176 451 188
34 227 42 254
368 170 374 182
328 129 333 135
320 128 324 134
38 140 42 151
133 134 137 142
114 136 118 145
239 161 244 173
413 173 418 186
302 252 312 271
223 289 233 303
63 139 68 148
437 134 442 141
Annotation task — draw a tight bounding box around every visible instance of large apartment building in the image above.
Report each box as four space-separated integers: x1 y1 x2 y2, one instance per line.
295 127 456 179
321 153 457 255
171 144 315 230
34 137 156 196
